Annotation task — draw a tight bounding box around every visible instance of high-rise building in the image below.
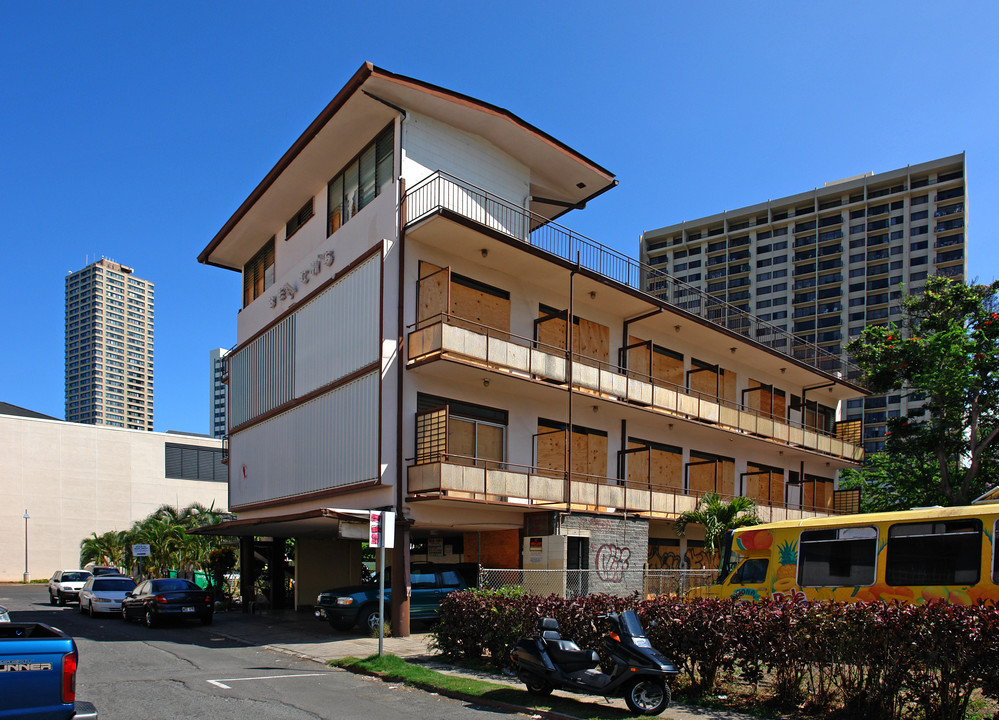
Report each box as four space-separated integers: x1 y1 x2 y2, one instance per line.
641 154 966 453
209 348 228 438
64 259 154 430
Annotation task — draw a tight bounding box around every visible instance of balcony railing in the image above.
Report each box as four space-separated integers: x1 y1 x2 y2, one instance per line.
404 171 862 380
408 454 848 521
408 314 864 463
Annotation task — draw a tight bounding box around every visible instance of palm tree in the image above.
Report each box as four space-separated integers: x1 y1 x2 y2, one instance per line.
674 492 761 559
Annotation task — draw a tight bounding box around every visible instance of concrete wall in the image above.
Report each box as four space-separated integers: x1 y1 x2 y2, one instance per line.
0 414 226 581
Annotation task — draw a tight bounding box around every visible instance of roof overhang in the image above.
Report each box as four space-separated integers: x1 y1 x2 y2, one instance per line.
191 507 372 538
198 62 615 272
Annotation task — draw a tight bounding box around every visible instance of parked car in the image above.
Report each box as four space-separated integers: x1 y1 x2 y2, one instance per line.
0 605 9 623
86 566 123 577
315 563 468 633
79 575 137 617
121 578 213 628
48 570 93 606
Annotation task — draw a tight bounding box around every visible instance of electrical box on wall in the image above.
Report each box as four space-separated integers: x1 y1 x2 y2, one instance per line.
523 535 567 569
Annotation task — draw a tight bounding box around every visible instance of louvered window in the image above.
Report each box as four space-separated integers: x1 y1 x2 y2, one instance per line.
242 237 275 308
327 125 394 236
164 443 226 482
285 198 314 239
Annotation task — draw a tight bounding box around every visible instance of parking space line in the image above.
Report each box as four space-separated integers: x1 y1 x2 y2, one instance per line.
207 672 329 689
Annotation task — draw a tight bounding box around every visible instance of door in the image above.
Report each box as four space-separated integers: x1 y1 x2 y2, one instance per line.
567 536 589 596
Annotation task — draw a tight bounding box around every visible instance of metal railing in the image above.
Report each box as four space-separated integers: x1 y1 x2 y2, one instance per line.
404 171 862 380
408 313 863 461
477 568 718 599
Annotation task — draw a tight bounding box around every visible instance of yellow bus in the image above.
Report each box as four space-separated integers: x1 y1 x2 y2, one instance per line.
701 501 999 605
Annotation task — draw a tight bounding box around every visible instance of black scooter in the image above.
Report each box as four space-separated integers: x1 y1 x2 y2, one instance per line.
509 610 678 715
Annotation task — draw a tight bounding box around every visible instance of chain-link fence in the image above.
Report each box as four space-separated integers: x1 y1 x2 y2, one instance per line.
478 568 717 599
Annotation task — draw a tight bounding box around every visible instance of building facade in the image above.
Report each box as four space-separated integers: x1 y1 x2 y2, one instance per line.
0 406 225 581
199 64 866 628
65 259 155 430
641 155 966 453
209 348 228 438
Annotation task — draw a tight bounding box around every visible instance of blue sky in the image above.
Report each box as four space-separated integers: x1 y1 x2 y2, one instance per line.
1 1 996 434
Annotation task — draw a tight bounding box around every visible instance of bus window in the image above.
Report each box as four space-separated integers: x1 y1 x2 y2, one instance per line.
731 559 769 585
799 526 877 587
886 519 981 586
995 519 999 585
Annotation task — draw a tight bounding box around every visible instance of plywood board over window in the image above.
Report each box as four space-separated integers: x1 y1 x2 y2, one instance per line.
688 359 736 402
626 337 683 387
744 462 784 506
449 273 511 337
744 380 786 418
687 451 735 497
536 306 609 365
802 474 834 510
536 419 608 481
417 261 448 329
626 438 682 492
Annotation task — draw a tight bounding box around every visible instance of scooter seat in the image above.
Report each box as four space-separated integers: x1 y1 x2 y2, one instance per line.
544 639 600 673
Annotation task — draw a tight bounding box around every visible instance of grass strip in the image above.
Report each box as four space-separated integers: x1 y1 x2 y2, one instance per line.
330 653 647 719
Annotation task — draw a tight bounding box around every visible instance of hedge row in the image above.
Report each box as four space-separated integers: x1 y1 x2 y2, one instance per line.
429 589 999 720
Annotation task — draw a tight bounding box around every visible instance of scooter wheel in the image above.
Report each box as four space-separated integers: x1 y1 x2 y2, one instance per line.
521 674 553 697
624 677 670 715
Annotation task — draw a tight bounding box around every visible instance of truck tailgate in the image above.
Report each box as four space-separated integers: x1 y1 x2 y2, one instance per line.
0 623 77 719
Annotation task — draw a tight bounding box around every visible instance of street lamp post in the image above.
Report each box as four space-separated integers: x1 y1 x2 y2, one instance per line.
22 510 30 583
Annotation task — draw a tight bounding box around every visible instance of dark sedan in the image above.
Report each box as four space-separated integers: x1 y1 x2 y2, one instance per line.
121 578 213 628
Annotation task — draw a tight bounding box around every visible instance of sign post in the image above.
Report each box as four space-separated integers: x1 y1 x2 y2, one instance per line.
369 511 395 656
132 543 151 579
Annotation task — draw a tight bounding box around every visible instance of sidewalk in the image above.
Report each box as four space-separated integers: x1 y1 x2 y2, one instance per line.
201 608 759 720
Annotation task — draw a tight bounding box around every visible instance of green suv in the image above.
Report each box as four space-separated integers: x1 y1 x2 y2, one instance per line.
315 563 468 632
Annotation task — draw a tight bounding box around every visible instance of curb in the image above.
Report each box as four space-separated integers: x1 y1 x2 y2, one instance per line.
339 664 583 720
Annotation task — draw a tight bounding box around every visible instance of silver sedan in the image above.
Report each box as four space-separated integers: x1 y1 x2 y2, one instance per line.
79 575 137 617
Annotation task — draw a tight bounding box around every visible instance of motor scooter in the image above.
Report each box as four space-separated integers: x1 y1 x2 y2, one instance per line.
509 609 678 715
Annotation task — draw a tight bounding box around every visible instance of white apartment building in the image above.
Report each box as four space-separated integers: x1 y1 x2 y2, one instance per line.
65 258 154 430
642 155 966 453
209 348 228 438
0 404 225 581
199 63 866 630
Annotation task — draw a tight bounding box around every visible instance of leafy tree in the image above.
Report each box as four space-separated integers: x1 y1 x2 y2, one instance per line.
837 453 946 512
846 276 999 506
79 530 130 569
674 492 761 557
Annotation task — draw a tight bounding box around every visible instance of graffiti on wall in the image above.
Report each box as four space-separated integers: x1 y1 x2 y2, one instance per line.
595 544 631 582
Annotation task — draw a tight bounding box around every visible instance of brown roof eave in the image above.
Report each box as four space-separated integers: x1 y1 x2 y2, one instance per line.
197 62 376 267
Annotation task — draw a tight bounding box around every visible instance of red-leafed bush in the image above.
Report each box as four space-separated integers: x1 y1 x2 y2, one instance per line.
431 590 999 719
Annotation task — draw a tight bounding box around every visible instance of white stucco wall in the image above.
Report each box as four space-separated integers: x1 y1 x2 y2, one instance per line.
0 414 226 581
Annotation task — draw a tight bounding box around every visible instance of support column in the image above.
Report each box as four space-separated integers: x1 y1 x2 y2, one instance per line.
268 537 287 610
238 536 255 614
390 520 411 636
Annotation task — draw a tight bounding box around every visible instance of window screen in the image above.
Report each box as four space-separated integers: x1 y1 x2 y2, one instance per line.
886 519 981 586
799 526 877 587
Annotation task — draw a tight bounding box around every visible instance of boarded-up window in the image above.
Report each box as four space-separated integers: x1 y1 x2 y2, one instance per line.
625 438 683 492
625 337 683 387
688 359 736 401
802 474 835 510
536 305 609 364
743 381 787 419
686 451 735 496
417 262 510 336
536 419 608 480
743 463 784 505
449 273 510 336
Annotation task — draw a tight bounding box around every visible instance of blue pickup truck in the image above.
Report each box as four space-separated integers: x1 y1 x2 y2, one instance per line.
0 623 98 719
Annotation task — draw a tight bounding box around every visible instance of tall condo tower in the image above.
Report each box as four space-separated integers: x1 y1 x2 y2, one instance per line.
641 154 966 453
209 348 228 438
64 259 154 429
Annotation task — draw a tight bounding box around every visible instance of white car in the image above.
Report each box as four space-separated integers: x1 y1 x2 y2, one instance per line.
78 575 136 617
48 569 93 606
